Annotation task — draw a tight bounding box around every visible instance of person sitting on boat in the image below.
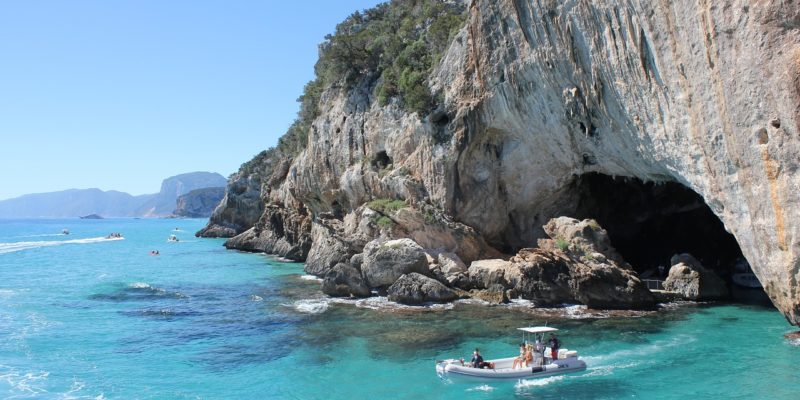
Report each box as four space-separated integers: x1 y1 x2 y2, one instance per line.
511 343 526 369
524 343 534 366
469 348 494 369
548 333 560 362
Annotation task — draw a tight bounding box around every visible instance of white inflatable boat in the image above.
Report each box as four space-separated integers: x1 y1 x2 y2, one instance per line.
435 326 586 382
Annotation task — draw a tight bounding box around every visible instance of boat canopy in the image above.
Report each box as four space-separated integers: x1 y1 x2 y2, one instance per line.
518 327 558 334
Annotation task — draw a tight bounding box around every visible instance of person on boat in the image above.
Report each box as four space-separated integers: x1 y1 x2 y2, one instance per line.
470 348 494 369
548 333 560 362
524 343 534 366
511 343 526 369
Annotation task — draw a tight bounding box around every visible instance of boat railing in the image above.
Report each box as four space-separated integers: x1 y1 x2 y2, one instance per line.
642 279 665 291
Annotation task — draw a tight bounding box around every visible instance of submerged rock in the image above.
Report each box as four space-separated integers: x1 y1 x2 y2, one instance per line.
322 263 371 298
387 273 458 305
361 239 428 287
664 254 728 300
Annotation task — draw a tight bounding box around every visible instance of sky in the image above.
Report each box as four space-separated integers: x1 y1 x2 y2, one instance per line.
0 0 382 200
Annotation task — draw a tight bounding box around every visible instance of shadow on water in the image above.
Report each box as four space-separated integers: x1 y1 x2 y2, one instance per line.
88 283 187 302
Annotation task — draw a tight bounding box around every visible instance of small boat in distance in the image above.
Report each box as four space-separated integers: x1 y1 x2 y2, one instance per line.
435 326 586 382
106 232 123 239
168 235 179 242
61 229 70 235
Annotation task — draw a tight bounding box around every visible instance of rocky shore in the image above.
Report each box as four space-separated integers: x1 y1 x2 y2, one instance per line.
199 0 800 324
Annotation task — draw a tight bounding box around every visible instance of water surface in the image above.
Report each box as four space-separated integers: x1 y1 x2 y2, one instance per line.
0 218 797 399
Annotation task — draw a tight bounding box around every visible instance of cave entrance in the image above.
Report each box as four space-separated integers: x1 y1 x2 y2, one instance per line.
567 173 768 302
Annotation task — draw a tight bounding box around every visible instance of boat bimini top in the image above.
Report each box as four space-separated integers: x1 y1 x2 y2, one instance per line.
517 326 558 334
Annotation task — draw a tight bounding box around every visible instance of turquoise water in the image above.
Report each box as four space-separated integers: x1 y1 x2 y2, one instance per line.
1 218 798 399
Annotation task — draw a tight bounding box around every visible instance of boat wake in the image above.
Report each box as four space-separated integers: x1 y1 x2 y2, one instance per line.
17 233 67 238
0 236 124 255
515 375 565 388
466 384 496 392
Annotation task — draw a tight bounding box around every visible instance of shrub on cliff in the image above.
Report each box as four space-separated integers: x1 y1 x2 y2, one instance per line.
248 1 467 160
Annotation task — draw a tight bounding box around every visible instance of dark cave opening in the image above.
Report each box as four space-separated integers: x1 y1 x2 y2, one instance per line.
372 151 392 169
569 173 746 282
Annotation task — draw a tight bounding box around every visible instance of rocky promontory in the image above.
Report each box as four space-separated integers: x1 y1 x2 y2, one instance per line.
199 0 800 324
173 187 225 218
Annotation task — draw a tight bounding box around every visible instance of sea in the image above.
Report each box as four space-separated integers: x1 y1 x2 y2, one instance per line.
1 218 798 399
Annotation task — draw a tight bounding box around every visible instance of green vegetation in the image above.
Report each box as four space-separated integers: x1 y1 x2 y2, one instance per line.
241 1 467 165
376 216 395 229
317 1 466 115
555 238 570 252
237 149 272 177
367 198 407 214
422 209 437 225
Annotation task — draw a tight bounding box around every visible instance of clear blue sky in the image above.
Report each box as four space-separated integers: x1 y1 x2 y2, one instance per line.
0 0 382 200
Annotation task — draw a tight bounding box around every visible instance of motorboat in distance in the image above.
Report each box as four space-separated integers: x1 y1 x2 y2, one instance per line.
435 326 586 382
168 235 179 242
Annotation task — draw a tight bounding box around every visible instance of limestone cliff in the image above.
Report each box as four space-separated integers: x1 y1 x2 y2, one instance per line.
201 1 800 324
173 187 225 218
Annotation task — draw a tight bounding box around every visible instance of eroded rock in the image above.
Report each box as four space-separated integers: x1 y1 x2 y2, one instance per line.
387 273 458 305
361 238 428 287
664 254 728 300
322 263 371 298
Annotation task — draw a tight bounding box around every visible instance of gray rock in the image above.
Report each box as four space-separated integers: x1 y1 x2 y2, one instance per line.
387 273 458 305
174 187 225 218
438 252 468 276
322 263 371 298
469 284 509 304
467 259 519 289
664 254 728 300
350 253 364 270
361 238 429 287
195 0 800 324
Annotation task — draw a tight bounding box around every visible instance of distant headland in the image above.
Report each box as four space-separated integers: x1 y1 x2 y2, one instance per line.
0 171 226 218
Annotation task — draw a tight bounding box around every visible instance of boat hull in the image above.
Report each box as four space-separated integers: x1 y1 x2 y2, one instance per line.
436 357 586 382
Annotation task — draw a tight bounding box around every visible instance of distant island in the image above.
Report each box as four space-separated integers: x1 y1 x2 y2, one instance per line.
80 214 104 219
0 171 227 218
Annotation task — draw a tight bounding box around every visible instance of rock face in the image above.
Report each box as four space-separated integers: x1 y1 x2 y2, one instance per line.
173 187 225 218
198 159 267 238
467 218 655 309
665 254 729 300
137 172 227 217
201 1 800 323
361 239 429 287
387 273 459 305
322 263 371 298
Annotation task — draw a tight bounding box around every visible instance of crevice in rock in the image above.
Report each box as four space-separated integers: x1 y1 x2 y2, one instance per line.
371 150 392 169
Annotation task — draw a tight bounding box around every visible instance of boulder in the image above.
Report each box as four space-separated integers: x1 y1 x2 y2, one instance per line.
321 263 371 298
438 252 468 276
469 284 509 304
664 254 728 300
350 253 364 270
540 217 628 266
361 238 429 287
467 259 519 289
387 273 459 305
